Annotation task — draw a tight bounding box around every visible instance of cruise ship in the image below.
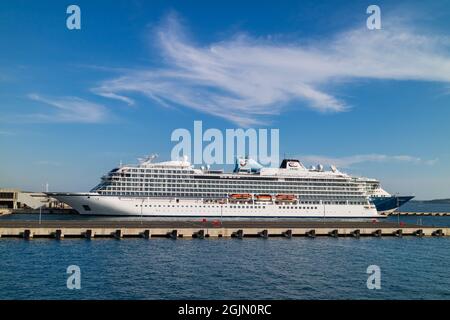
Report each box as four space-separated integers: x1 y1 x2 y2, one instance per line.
48 155 391 218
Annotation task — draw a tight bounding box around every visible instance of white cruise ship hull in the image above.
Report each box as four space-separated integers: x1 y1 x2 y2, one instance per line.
50 193 381 218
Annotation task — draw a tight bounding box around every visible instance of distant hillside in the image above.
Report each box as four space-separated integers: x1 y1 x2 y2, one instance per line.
417 199 450 204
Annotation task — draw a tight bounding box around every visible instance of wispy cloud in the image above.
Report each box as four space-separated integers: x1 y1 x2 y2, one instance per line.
0 130 15 136
91 88 136 106
34 160 62 166
93 14 450 126
299 154 438 168
26 94 109 123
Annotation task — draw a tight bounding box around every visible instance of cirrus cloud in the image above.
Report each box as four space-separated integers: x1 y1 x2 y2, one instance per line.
93 14 450 126
27 93 109 123
299 154 438 169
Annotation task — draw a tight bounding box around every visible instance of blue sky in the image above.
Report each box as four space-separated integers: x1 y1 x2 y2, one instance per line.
1 0 450 199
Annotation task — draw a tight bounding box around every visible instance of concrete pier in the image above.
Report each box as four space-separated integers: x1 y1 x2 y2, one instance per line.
387 212 450 216
0 220 448 239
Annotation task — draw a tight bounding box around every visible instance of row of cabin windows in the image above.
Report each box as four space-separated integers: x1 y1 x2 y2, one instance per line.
102 191 364 200
106 184 361 191
116 171 354 183
110 177 360 187
134 204 322 210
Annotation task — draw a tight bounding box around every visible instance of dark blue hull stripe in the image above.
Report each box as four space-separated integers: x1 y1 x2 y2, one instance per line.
371 196 414 212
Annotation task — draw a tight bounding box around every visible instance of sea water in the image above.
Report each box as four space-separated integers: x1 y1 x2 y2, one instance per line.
0 203 449 300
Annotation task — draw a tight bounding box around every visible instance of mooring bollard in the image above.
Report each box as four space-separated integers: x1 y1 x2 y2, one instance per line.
351 229 360 238
23 229 32 240
142 229 150 239
84 229 93 239
282 229 292 238
232 229 244 239
55 229 63 240
329 229 339 238
372 229 382 237
306 229 316 238
193 229 205 239
258 229 268 239
167 229 178 239
393 229 403 237
113 229 122 239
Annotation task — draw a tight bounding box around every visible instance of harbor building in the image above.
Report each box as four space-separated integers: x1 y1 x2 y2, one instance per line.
0 188 71 214
0 189 19 213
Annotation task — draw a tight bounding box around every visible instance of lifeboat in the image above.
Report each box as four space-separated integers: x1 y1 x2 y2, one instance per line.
255 194 272 201
229 193 252 200
275 194 297 201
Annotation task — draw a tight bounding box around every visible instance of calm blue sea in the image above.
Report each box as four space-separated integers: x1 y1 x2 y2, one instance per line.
1 202 450 300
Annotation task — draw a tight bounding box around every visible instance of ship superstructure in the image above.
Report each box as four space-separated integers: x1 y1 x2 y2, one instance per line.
49 155 382 218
